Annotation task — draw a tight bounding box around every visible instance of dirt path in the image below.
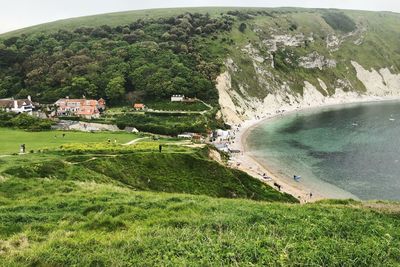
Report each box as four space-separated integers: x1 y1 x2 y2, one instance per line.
123 137 149 146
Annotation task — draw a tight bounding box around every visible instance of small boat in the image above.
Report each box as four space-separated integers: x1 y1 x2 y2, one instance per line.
389 118 395 121
352 123 358 126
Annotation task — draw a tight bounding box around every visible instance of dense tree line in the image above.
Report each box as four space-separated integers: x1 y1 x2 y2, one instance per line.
0 111 54 130
0 13 234 105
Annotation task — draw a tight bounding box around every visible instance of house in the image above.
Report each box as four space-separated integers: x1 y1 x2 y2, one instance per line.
76 105 100 119
124 127 139 133
177 133 193 139
98 98 106 111
0 96 35 114
55 97 106 119
171 95 185 102
133 103 146 111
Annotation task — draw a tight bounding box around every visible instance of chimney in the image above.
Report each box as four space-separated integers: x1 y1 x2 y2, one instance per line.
14 100 18 109
27 95 31 101
66 96 69 99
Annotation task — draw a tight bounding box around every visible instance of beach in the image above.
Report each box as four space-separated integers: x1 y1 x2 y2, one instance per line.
226 96 400 203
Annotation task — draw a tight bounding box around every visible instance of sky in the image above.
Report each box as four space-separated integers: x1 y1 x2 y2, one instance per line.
1 0 400 34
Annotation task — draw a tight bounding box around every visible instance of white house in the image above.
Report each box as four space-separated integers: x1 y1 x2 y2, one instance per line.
171 95 185 102
0 96 35 114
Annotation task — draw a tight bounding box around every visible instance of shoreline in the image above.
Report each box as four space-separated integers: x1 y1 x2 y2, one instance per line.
227 96 400 203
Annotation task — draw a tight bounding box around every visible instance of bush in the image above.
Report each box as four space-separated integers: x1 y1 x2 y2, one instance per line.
322 12 356 33
239 23 247 33
7 113 54 131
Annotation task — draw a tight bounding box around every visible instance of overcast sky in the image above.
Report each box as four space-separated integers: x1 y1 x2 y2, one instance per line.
1 0 400 34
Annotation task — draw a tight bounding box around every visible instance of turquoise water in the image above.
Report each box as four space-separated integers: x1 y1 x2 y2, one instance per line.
247 101 400 200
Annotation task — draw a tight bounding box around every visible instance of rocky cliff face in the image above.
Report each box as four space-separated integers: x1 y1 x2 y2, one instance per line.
216 10 400 125
217 62 400 125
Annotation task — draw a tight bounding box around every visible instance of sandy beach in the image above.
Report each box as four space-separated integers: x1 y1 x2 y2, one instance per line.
226 96 400 203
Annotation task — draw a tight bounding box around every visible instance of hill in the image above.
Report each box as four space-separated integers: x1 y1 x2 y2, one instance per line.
0 134 296 202
2 7 400 117
0 176 399 266
2 8 400 265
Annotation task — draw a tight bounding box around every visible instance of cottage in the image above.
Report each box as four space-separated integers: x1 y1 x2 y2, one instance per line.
133 103 146 111
124 127 139 133
171 95 185 102
0 96 35 114
177 133 193 139
55 97 106 119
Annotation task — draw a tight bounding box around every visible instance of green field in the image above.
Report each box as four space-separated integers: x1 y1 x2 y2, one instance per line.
0 178 399 266
0 128 138 154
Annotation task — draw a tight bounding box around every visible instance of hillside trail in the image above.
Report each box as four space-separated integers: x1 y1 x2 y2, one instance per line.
123 137 149 145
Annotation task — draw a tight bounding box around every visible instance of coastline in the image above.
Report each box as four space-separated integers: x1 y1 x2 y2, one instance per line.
227 96 400 203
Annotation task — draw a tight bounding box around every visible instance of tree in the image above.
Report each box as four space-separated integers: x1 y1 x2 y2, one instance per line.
106 76 126 104
70 77 97 98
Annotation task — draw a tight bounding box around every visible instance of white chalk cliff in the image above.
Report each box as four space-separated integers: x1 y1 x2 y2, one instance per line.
217 61 400 125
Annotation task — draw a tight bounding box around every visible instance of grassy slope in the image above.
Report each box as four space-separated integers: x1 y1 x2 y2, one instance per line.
0 179 399 266
2 7 400 100
223 9 400 98
1 145 295 202
0 7 269 38
0 128 138 155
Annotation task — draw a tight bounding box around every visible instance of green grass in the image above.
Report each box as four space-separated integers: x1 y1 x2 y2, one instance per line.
1 144 295 202
0 128 138 155
145 101 209 112
0 178 399 266
0 7 308 38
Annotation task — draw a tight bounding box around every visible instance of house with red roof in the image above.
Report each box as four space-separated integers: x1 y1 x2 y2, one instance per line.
55 97 106 119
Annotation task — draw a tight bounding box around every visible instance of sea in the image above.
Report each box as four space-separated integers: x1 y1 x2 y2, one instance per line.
246 100 400 201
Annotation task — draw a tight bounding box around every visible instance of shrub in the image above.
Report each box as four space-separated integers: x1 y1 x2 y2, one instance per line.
322 12 356 33
239 23 247 33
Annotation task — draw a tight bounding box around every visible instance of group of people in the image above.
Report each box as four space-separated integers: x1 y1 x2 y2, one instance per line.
54 133 66 138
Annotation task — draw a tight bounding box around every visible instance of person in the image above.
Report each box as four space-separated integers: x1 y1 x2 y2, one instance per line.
114 139 117 144
20 144 26 154
62 133 66 138
159 144 162 153
309 192 313 199
108 139 111 144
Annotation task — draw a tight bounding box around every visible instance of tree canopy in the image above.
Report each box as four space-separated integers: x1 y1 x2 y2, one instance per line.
0 13 234 105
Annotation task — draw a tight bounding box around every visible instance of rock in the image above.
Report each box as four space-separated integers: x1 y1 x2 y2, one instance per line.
299 52 336 70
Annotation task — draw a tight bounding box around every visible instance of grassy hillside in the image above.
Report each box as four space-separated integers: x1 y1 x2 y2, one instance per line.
0 178 399 266
0 7 304 38
3 7 400 110
0 136 296 202
223 9 400 99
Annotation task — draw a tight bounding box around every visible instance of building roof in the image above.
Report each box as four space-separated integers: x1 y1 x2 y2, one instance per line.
56 98 100 107
134 103 145 108
76 106 99 115
0 99 34 109
0 99 13 108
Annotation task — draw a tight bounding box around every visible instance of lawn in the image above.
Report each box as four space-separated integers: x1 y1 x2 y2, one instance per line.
0 128 138 155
